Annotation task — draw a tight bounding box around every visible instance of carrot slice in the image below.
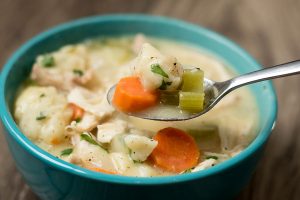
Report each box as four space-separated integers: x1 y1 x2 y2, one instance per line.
87 166 118 175
113 76 159 112
150 127 200 173
68 103 84 121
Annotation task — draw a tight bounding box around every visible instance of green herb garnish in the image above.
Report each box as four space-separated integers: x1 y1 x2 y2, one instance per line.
36 112 46 120
151 64 169 78
40 93 45 98
75 118 82 123
41 55 55 67
73 69 84 76
80 133 108 152
206 156 218 160
60 148 73 156
80 133 99 146
159 80 172 90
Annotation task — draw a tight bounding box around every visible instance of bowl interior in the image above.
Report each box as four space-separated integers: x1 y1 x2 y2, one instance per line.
0 15 277 184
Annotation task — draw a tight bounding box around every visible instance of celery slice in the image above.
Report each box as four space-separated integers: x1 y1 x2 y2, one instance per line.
179 91 204 112
182 69 204 92
160 91 179 105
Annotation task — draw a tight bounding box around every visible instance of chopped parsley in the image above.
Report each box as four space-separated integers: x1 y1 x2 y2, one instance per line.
73 69 84 76
159 80 172 90
75 118 81 123
41 55 55 67
206 156 218 160
36 112 46 120
80 133 99 146
60 148 73 156
151 64 169 78
80 133 107 152
39 93 45 98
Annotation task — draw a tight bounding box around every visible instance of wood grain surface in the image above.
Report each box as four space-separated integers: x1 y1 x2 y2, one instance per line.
0 0 299 199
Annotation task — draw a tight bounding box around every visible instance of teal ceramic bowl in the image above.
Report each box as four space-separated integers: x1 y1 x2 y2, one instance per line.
0 15 277 200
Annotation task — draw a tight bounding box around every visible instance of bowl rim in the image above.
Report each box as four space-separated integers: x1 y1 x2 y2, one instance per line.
0 14 277 185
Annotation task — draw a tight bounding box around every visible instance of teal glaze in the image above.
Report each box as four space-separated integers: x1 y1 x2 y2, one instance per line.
0 15 277 200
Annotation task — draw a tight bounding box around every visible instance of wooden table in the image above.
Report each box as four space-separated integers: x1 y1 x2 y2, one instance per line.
0 0 299 199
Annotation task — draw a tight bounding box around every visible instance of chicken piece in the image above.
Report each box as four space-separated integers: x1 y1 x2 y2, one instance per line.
124 134 158 162
67 87 114 119
191 159 217 172
14 86 72 144
110 152 134 173
110 134 130 154
132 34 148 54
65 112 99 133
97 120 128 143
30 45 93 91
125 163 159 177
131 43 184 91
70 133 115 171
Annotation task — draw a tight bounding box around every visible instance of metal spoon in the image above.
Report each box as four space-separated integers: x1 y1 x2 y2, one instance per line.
107 60 300 121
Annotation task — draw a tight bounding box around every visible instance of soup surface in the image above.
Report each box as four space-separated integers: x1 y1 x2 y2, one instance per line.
14 35 258 176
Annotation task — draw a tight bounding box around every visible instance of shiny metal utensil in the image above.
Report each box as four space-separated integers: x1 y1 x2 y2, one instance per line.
107 60 300 121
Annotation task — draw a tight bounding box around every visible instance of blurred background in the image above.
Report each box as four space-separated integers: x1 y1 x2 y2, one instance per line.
0 0 299 199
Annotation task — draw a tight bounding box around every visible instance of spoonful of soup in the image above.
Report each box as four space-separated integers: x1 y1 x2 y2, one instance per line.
107 43 300 121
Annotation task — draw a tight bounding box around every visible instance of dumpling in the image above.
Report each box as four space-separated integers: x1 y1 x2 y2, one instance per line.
14 86 72 144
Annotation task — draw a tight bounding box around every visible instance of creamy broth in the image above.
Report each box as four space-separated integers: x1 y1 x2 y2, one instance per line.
14 35 258 177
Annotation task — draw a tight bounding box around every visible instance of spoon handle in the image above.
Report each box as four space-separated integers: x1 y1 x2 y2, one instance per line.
229 60 300 90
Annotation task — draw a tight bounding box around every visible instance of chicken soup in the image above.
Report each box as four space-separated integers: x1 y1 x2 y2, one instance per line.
14 35 258 176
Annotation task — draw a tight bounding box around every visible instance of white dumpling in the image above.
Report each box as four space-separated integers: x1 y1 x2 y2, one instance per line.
131 43 184 91
31 45 93 91
124 134 157 162
14 86 72 144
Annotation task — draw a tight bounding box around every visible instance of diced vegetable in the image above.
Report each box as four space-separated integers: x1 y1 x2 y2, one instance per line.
182 69 204 92
113 76 159 112
160 91 179 105
178 69 205 112
179 92 204 112
149 127 200 172
68 103 84 122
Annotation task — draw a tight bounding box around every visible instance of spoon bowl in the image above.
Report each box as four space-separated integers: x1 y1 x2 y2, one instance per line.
108 60 300 121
